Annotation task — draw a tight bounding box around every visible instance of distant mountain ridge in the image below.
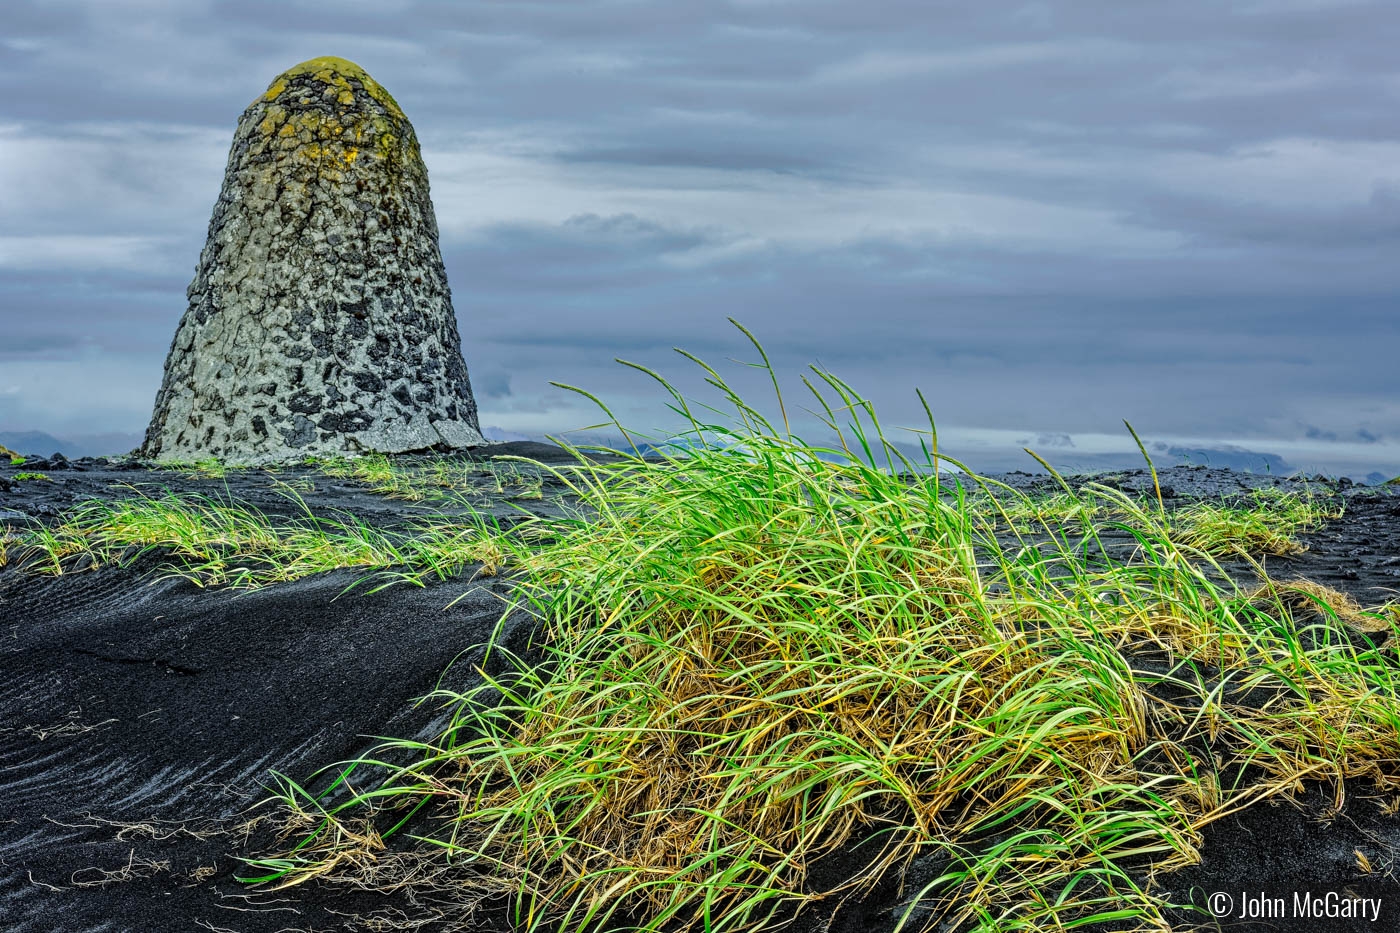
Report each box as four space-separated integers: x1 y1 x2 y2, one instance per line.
0 430 142 458
3 428 1392 483
593 435 1396 484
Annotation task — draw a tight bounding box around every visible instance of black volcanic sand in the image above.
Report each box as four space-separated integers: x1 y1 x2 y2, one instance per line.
2 449 1399 933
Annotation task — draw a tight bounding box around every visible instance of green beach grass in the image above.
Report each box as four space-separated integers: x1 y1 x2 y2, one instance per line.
233 327 1395 932
6 485 506 589
150 450 547 502
308 452 545 501
4 325 1394 932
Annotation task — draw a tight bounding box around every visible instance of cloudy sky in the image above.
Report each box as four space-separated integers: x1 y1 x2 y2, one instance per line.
2 0 1398 475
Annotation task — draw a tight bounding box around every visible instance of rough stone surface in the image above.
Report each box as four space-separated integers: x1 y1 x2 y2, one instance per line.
142 56 484 463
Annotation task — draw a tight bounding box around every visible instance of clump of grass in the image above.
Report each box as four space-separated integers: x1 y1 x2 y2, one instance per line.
158 457 241 479
1248 578 1395 634
972 489 1104 532
13 472 49 482
312 453 427 500
439 441 1180 930
1161 487 1341 557
1211 582 1400 812
311 452 546 501
246 326 1228 932
12 487 505 589
480 461 544 499
975 481 1337 559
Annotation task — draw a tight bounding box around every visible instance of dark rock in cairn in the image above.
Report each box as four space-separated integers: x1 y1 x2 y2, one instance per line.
142 57 484 462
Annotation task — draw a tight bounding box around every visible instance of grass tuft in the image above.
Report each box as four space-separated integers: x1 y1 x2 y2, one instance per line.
11 486 506 590
158 457 244 479
309 453 545 501
247 327 1390 933
1161 487 1340 557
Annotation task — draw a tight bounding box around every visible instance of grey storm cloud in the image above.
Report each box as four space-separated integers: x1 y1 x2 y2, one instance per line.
556 145 844 178
1034 433 1075 449
0 334 89 360
1 0 1398 476
477 370 513 400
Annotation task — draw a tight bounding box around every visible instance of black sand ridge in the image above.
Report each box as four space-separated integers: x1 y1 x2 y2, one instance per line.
2 448 1399 933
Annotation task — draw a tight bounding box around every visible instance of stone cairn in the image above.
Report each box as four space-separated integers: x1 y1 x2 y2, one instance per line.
142 57 484 462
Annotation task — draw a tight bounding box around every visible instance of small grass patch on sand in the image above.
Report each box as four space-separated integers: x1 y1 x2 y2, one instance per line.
10 486 505 589
310 453 423 499
973 483 1338 557
240 325 1395 933
309 453 544 501
1161 487 1340 557
157 457 247 479
971 488 1104 532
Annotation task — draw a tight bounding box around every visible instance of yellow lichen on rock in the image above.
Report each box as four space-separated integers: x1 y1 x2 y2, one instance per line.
243 57 414 182
376 131 396 160
251 56 406 120
258 105 287 136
